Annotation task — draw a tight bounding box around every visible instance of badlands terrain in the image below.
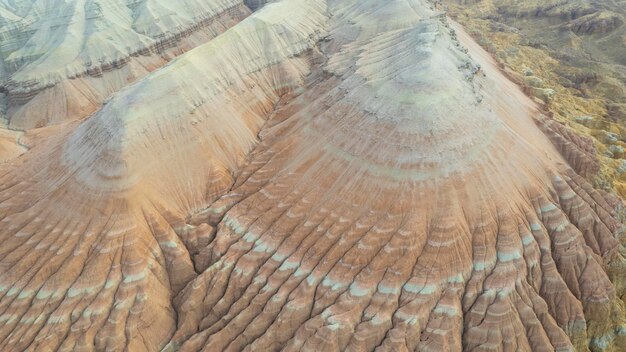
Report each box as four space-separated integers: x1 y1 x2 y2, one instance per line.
445 0 626 196
0 0 625 351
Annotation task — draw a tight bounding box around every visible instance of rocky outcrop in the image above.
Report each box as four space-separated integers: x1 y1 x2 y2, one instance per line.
539 118 601 178
567 11 624 35
0 0 624 351
244 0 270 10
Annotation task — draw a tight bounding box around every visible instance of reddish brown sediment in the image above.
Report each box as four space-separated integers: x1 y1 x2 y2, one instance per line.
0 0 624 351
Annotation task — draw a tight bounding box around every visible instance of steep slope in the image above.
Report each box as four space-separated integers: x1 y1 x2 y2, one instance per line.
0 0 250 129
165 1 626 351
444 0 626 198
0 0 625 351
0 0 325 350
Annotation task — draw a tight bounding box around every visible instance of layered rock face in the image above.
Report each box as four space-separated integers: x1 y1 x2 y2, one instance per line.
0 0 625 351
0 0 250 130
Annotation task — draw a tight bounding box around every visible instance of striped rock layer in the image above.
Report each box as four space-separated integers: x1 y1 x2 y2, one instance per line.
0 0 250 130
0 0 625 351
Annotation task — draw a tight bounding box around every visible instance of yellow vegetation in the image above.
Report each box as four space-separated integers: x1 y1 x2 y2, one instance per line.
447 3 626 198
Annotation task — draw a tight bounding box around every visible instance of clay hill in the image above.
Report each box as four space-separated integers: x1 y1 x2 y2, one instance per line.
0 0 251 161
0 0 625 351
443 0 626 197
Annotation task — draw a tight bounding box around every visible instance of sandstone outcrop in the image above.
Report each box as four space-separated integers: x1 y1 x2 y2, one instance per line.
0 0 624 351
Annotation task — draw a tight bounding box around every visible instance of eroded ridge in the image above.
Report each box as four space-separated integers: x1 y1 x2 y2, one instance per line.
167 0 626 351
0 1 327 350
0 0 250 129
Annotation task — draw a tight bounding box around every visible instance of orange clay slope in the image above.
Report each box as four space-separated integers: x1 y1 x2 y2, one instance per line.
1 0 625 351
